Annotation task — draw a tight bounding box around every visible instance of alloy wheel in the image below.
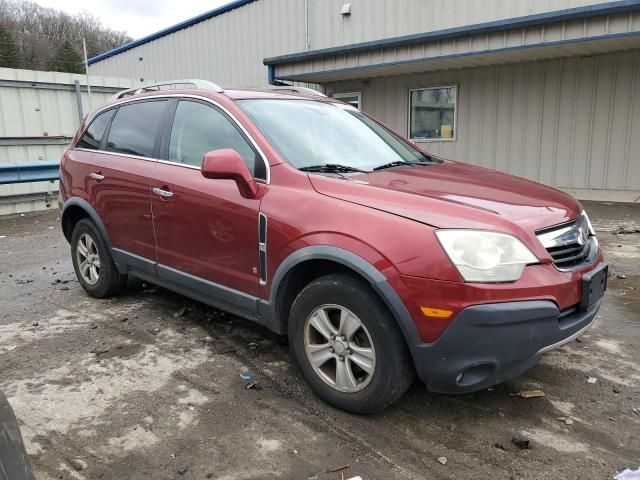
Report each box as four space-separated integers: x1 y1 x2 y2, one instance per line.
76 233 101 285
304 304 376 393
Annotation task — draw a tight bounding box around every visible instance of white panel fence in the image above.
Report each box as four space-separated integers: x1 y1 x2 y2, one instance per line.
0 67 135 215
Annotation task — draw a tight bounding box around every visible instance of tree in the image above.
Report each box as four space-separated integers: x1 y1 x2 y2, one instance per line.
0 0 131 72
48 40 83 73
0 24 21 68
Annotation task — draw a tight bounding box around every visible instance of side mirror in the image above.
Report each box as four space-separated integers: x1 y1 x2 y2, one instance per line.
201 149 259 199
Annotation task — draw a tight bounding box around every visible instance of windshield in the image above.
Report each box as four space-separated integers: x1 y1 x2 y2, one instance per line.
237 99 431 172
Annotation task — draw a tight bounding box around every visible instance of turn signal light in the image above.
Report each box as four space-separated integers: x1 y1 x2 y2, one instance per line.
417 306 456 342
420 307 453 319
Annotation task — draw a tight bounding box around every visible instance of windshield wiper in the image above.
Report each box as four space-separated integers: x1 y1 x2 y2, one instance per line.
372 160 431 171
299 164 368 174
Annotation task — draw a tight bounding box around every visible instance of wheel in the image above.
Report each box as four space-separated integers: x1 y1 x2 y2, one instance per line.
289 273 414 413
70 218 127 298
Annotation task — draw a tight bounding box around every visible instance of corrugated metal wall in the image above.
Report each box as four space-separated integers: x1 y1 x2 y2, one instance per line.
308 0 619 49
88 0 305 87
0 68 135 215
327 50 640 191
88 0 622 83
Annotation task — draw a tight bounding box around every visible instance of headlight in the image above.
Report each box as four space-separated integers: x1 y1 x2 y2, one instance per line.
435 230 539 282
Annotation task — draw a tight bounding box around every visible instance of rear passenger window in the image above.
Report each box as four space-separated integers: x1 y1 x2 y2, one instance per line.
106 101 167 158
77 109 115 150
168 100 265 179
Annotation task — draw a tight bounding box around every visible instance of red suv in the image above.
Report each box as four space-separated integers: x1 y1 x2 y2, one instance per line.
59 80 607 413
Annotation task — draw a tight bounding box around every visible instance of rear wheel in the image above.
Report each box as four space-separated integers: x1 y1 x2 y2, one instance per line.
289 273 414 413
70 218 127 298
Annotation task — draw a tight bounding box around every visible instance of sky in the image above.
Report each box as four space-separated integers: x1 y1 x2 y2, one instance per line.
33 0 231 39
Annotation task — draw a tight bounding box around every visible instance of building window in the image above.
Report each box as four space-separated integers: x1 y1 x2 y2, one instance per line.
332 92 361 110
409 86 457 141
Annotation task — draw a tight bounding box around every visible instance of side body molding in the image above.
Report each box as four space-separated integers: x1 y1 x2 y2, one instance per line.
260 245 422 349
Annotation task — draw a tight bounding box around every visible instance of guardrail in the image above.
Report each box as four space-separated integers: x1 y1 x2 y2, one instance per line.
0 163 60 185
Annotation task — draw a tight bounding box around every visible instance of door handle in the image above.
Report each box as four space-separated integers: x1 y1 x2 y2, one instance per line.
152 187 174 198
89 172 105 181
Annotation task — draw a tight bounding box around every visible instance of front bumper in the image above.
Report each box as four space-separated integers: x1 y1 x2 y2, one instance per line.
412 297 602 393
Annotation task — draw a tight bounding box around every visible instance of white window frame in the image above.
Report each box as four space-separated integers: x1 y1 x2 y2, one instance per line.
408 85 458 142
332 91 362 110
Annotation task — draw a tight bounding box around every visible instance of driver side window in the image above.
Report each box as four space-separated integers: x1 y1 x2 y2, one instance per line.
168 100 265 179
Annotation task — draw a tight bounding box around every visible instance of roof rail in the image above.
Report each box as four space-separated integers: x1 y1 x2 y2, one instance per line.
112 79 223 99
248 85 327 97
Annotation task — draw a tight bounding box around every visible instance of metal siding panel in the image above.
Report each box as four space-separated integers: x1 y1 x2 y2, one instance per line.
538 58 563 185
606 50 634 189
483 65 500 171
493 64 513 174
523 62 544 181
466 68 486 167
588 54 615 188
0 68 135 207
554 57 580 187
571 56 597 188
507 63 528 177
626 50 640 189
586 13 609 36
308 0 615 49
327 50 638 191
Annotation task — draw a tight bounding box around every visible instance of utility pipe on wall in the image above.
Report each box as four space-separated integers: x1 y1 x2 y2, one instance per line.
304 0 310 51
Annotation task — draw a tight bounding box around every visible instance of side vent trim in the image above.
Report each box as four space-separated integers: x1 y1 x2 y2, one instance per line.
258 213 267 285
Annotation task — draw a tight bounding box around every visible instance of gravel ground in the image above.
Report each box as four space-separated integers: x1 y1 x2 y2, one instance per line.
0 201 639 480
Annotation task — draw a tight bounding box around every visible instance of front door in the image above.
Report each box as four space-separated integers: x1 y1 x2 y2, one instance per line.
151 99 266 298
90 99 168 264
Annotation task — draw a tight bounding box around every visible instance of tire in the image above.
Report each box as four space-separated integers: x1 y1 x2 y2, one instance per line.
288 273 414 413
70 218 127 298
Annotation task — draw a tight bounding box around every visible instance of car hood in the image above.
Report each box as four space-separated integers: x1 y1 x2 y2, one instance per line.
308 160 582 233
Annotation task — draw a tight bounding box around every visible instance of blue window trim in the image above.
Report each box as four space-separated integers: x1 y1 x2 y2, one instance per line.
88 0 257 65
270 30 640 82
264 0 640 66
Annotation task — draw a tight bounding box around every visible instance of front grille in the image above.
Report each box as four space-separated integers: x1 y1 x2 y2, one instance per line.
537 214 597 271
546 239 593 269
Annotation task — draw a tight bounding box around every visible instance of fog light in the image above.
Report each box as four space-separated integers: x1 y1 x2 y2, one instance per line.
456 371 464 383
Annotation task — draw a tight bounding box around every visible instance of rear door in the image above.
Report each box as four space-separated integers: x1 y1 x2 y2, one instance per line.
90 99 169 266
62 108 115 203
151 98 266 297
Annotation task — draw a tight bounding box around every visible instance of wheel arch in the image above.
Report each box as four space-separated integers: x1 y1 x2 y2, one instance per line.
264 246 422 351
61 198 114 254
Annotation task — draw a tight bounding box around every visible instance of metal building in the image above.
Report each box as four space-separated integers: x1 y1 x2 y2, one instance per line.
88 0 640 201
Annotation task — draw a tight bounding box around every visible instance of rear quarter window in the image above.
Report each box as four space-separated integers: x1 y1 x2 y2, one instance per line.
76 109 116 150
106 101 167 158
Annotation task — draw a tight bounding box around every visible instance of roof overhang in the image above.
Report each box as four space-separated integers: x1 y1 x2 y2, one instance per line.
271 32 640 83
265 1 640 83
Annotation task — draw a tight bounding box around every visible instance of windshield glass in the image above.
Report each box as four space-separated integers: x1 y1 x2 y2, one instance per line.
237 99 430 172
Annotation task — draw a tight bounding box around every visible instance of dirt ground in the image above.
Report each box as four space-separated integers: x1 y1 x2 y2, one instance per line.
0 201 639 480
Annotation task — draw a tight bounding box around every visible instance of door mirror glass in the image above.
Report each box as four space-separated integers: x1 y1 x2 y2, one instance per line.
201 149 259 199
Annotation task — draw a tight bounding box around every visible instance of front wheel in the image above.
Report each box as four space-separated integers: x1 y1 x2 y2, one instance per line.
289 273 414 413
